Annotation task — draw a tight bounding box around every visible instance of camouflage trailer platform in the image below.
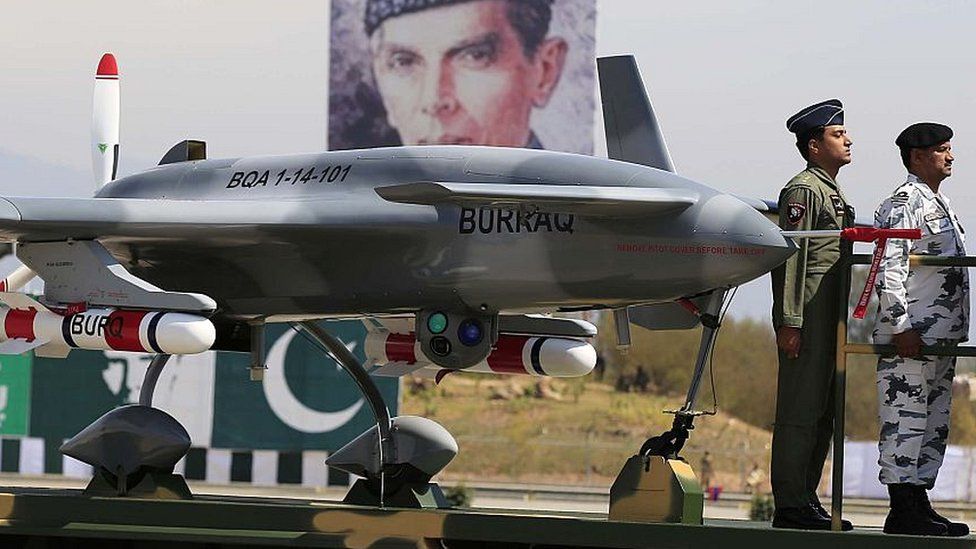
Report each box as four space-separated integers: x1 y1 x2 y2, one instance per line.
0 487 973 548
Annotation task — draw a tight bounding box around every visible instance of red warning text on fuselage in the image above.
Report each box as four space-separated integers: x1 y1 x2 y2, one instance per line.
615 243 767 256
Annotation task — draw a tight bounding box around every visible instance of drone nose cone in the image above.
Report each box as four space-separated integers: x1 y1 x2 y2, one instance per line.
756 220 796 270
695 194 796 285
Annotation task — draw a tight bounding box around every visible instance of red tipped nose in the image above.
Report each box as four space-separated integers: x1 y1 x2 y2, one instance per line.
96 53 118 77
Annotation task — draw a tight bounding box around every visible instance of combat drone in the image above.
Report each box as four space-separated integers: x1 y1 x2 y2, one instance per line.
0 54 794 503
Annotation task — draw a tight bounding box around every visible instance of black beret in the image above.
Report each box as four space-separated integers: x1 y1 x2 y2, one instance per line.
786 99 844 136
365 0 553 36
895 122 953 149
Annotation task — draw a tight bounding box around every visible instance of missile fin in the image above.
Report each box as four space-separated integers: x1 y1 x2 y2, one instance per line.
364 316 413 334
34 342 71 359
498 315 596 338
0 337 49 356
369 362 428 377
0 291 51 312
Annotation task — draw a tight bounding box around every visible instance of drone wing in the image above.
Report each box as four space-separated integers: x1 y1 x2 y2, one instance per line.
0 196 345 243
375 182 698 217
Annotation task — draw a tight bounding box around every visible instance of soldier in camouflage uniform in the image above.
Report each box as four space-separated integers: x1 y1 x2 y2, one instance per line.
770 99 854 531
873 122 968 536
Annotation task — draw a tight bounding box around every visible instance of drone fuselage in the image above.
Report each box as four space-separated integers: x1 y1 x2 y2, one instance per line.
89 145 792 319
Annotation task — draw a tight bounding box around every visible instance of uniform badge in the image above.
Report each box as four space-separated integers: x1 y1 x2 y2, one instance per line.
787 202 806 225
892 191 909 205
829 195 845 216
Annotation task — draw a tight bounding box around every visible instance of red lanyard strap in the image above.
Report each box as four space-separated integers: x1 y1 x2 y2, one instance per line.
847 228 922 319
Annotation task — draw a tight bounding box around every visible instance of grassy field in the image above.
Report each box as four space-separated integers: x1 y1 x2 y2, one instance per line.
401 374 772 492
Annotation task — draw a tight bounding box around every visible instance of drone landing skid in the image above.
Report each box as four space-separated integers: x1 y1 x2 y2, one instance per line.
60 354 196 499
295 321 458 509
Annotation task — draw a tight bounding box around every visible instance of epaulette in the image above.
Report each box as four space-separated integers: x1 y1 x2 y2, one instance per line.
785 174 814 190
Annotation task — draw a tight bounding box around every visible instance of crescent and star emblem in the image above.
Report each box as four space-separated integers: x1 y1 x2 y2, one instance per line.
262 328 364 433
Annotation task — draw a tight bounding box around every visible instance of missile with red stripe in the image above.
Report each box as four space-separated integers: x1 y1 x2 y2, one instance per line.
366 331 596 377
0 307 215 355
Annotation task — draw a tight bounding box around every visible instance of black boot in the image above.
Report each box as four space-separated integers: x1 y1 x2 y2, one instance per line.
914 486 969 537
884 483 947 536
811 501 853 531
772 505 831 530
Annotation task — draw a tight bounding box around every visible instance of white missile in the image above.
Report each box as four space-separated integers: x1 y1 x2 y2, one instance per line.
0 265 37 292
366 331 596 378
0 306 215 356
92 53 120 189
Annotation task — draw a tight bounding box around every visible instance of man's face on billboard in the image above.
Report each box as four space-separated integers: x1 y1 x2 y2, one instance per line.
370 0 566 147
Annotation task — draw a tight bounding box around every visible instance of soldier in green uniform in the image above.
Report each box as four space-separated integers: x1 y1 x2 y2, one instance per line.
771 99 855 530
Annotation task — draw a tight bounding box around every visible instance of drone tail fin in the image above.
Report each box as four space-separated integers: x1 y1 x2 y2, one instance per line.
597 55 675 173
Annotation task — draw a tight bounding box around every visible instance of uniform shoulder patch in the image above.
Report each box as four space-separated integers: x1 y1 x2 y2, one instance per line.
891 191 910 205
829 194 846 216
787 202 807 225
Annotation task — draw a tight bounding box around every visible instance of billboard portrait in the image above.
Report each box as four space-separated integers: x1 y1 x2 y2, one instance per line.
329 0 597 154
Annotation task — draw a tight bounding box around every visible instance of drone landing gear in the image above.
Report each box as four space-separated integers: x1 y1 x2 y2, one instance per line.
609 289 728 524
61 353 193 499
294 321 457 509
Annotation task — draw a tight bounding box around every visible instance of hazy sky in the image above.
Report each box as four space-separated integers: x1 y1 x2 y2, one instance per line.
1 0 974 321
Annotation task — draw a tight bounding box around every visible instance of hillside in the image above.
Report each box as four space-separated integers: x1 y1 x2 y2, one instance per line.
401 375 772 491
